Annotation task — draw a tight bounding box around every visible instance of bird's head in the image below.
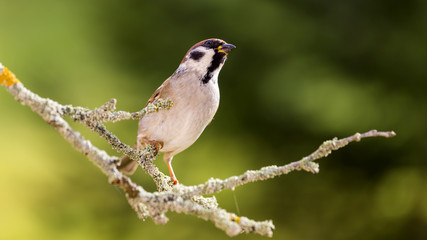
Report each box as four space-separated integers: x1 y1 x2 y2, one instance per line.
179 38 236 84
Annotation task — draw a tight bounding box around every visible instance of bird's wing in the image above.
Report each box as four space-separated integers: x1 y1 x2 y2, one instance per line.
145 77 172 106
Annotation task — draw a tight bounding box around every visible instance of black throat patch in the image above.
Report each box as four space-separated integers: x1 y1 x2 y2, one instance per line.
202 51 225 84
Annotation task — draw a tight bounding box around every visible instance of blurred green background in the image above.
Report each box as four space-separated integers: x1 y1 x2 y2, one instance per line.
1 0 426 239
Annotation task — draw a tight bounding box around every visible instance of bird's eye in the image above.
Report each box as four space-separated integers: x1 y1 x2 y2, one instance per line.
204 40 213 47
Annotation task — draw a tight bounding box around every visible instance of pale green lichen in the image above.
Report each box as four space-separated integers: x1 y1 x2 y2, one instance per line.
178 130 396 198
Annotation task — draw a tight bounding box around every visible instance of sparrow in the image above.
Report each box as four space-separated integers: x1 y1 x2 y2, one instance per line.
119 38 236 184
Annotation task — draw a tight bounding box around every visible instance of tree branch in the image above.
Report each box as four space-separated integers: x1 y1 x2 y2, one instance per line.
175 130 396 198
1 63 396 237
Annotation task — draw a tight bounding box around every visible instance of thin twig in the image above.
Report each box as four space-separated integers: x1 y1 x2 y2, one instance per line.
175 130 396 198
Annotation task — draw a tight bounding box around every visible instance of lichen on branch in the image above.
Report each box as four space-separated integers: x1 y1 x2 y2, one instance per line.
1 63 396 237
0 64 20 86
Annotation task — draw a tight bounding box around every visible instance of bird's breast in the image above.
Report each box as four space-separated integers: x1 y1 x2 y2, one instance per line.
138 74 220 154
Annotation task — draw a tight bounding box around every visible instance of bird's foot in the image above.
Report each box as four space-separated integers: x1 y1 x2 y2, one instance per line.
153 141 164 154
171 177 179 185
139 138 163 155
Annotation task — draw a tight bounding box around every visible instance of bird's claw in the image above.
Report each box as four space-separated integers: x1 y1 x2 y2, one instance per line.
153 141 163 155
171 178 179 185
139 138 163 155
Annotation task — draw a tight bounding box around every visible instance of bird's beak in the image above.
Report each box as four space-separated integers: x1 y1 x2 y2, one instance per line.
217 43 236 54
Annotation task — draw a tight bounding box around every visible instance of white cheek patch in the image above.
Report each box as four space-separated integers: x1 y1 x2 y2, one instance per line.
185 48 215 73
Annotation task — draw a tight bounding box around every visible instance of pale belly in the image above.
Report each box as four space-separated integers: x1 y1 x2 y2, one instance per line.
137 81 219 156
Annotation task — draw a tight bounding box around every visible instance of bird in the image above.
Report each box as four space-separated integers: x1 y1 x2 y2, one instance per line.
118 38 236 184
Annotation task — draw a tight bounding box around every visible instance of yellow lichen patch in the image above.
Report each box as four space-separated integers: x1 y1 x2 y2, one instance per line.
230 215 241 223
0 67 20 86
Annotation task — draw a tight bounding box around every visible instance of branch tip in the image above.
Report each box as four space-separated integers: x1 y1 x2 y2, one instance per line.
0 65 20 86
